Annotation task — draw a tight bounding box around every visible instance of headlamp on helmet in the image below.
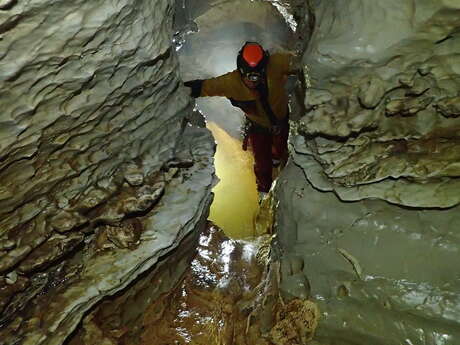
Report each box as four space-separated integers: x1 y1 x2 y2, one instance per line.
237 42 268 82
245 72 262 82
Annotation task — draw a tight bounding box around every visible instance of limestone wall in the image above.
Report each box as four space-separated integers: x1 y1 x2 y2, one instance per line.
277 163 460 345
277 0 460 344
0 1 215 344
296 0 460 208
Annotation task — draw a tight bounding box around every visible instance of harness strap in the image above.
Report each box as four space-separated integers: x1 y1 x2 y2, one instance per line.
258 83 279 127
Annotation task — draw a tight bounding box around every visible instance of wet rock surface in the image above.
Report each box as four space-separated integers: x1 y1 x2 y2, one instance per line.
0 125 215 345
67 223 319 345
0 123 214 344
140 224 270 345
0 0 215 344
292 0 460 208
276 163 460 344
66 214 207 345
275 0 460 344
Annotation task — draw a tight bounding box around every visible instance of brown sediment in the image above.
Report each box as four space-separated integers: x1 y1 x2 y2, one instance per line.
139 224 268 345
138 223 319 345
68 222 319 345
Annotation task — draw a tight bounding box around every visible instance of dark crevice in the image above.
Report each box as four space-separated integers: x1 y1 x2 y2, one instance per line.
435 35 453 44
0 0 18 11
0 14 21 36
0 239 86 327
302 125 378 143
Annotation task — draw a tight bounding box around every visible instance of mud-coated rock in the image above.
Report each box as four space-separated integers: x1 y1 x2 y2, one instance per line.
104 218 143 249
18 233 85 273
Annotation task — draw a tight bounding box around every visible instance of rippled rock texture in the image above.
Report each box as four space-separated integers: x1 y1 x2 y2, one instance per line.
0 1 215 344
277 0 460 344
277 163 460 345
294 0 460 208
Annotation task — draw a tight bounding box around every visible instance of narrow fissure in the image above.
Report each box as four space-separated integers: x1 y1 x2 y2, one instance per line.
176 0 295 238
66 1 318 345
116 1 319 344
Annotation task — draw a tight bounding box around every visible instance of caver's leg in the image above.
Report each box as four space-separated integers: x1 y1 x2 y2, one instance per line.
249 130 273 193
272 119 289 167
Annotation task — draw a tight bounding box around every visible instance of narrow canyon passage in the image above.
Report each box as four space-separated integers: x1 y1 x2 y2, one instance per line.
121 2 309 342
175 0 294 238
67 2 316 344
2 1 459 344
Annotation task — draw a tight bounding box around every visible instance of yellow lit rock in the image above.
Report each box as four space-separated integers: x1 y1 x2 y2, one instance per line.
206 121 260 239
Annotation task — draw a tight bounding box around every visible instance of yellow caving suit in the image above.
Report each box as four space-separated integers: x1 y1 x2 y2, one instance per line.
186 52 296 192
196 52 295 129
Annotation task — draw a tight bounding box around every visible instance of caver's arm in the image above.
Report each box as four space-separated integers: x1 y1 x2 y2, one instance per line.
272 51 307 94
270 52 301 75
184 71 240 98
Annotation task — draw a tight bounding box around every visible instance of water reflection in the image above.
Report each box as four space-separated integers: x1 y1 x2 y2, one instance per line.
140 224 268 345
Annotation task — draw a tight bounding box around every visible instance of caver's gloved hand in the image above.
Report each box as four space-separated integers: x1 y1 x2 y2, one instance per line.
184 79 203 98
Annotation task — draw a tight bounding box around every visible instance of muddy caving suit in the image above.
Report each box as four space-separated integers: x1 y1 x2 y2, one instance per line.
186 53 294 193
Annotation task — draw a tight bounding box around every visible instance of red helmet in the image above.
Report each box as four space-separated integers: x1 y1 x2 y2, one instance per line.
237 42 269 80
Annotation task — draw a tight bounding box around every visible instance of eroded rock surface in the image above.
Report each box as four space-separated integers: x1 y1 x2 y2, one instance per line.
0 124 215 345
276 163 460 344
0 1 215 344
293 0 460 208
276 1 460 344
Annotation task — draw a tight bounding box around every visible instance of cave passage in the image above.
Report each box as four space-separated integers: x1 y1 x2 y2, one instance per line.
109 1 308 342
206 121 259 238
3 0 459 344
176 0 294 238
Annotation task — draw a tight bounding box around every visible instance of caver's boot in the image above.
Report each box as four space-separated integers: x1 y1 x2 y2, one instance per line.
258 191 268 204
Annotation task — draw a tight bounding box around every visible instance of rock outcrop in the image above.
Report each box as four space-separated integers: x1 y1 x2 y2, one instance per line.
294 0 460 208
276 0 460 344
0 1 215 344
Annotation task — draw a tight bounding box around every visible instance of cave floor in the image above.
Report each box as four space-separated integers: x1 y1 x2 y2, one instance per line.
66 198 317 345
138 223 273 345
71 223 278 345
135 222 318 345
